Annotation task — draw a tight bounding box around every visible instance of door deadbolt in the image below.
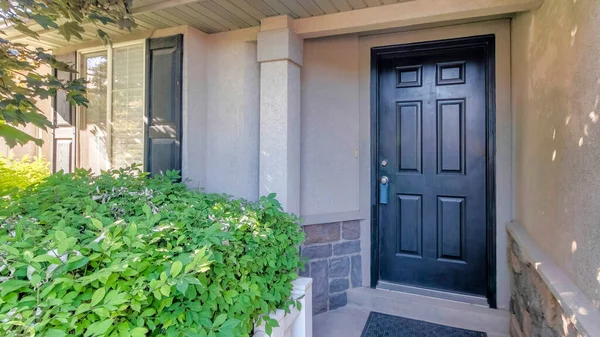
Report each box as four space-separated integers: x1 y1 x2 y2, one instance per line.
379 176 389 204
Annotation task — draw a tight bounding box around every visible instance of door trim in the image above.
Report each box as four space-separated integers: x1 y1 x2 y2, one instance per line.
369 35 497 308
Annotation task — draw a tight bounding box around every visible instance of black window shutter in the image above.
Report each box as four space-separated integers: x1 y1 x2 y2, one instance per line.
145 34 183 176
52 53 77 173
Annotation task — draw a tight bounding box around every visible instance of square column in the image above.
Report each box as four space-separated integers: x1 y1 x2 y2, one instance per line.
258 16 303 215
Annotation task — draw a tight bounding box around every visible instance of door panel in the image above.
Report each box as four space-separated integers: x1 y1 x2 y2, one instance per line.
377 44 489 297
52 53 77 173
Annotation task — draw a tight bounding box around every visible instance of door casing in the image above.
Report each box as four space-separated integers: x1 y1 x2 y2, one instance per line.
369 35 497 308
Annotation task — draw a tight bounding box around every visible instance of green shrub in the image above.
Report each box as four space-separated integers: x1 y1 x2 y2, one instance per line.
0 154 50 197
0 166 305 337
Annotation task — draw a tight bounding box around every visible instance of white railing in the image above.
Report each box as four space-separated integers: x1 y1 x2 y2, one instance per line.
254 277 313 337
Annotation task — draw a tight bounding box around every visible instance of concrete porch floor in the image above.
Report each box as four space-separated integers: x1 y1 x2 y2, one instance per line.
314 288 510 337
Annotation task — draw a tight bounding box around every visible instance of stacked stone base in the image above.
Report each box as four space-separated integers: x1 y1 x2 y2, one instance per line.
509 237 583 337
299 221 362 315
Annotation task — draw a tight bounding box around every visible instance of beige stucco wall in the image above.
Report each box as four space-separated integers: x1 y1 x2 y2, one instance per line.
300 35 361 223
191 27 363 214
166 25 363 222
512 0 600 309
181 26 208 191
172 26 260 201
203 28 260 201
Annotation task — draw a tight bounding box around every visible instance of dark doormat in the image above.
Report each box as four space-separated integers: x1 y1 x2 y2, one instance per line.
360 312 487 337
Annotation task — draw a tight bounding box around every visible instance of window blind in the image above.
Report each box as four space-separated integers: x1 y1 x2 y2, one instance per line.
111 44 145 169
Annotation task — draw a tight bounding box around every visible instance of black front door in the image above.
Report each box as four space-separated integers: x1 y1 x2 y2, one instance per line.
375 38 492 298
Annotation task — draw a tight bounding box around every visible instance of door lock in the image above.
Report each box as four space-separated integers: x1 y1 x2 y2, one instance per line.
379 176 389 204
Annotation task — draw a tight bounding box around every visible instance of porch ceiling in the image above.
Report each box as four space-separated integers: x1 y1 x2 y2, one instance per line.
5 0 409 49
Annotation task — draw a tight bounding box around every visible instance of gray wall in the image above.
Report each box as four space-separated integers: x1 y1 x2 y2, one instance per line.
204 29 260 201
182 28 260 201
512 0 600 309
188 28 363 217
182 26 208 190
301 35 361 221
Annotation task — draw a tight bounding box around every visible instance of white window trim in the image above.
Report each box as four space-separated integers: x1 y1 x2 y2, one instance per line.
76 39 147 170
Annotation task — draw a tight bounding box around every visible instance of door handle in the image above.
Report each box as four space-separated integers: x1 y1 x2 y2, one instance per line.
379 176 389 205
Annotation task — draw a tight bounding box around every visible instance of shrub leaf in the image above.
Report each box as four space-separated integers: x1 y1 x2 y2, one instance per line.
170 261 183 278
91 287 106 307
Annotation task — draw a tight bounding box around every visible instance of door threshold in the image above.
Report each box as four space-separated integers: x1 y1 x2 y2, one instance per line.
377 281 489 307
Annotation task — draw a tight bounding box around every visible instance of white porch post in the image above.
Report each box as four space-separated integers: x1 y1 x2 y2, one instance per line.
257 16 303 215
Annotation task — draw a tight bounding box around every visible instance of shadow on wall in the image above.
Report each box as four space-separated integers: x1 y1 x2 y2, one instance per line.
513 0 600 311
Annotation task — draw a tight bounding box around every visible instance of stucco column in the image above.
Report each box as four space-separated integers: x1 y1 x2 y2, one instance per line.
257 16 303 215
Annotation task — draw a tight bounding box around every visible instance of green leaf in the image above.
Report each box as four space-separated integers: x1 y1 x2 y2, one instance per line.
0 122 43 148
219 318 240 331
55 231 67 242
32 14 59 30
1 280 29 296
58 21 85 41
44 329 67 337
91 287 106 307
265 324 273 336
66 256 90 271
104 290 128 306
97 29 111 46
84 319 113 337
170 261 183 277
160 284 171 296
29 273 42 286
13 23 39 38
32 254 62 264
2 244 19 256
57 237 76 254
117 323 129 337
90 218 103 230
75 303 91 315
140 308 156 317
213 313 227 328
23 250 34 262
176 280 189 294
130 327 148 337
142 204 152 218
89 13 116 25
92 307 111 318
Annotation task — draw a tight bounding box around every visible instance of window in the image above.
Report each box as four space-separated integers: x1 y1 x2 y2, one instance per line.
78 42 145 173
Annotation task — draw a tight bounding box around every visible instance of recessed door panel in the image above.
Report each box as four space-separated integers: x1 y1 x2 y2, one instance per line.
397 102 422 173
437 99 465 175
437 196 466 262
397 194 423 257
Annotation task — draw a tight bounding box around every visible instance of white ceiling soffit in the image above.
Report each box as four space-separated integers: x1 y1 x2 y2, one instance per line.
4 0 409 48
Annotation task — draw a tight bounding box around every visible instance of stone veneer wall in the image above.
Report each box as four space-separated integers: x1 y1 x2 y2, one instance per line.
299 221 362 315
509 237 584 337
